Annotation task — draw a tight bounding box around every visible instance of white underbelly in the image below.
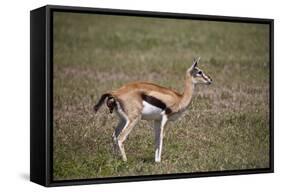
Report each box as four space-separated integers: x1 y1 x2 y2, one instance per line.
141 101 163 120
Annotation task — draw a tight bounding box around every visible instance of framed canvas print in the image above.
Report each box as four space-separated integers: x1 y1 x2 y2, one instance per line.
30 5 274 187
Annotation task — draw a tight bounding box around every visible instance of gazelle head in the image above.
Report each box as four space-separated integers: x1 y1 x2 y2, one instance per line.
187 57 212 85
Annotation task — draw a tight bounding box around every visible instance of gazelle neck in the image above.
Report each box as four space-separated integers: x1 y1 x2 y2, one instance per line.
180 74 194 109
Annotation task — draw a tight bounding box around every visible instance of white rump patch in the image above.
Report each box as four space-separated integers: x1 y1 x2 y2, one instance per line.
141 101 163 120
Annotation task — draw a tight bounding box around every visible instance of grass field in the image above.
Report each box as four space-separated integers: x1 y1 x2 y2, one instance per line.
53 12 270 180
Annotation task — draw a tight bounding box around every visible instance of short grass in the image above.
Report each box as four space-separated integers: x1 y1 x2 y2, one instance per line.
53 12 270 180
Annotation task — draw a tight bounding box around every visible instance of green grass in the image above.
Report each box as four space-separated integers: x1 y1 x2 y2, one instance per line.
53 12 270 180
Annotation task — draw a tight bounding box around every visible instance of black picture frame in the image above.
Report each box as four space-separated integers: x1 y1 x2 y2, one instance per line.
30 5 274 187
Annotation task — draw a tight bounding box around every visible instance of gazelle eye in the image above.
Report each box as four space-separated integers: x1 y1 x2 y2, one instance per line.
198 71 202 75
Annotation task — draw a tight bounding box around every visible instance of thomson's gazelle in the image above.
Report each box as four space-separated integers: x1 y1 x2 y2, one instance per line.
94 58 212 162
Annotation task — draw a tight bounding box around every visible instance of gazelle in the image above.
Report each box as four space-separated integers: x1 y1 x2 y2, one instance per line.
94 58 212 162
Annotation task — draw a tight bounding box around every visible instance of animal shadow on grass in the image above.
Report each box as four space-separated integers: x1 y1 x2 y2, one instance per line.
139 155 155 163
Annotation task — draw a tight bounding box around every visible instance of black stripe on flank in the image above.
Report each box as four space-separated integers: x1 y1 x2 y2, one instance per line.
141 93 172 115
141 93 166 109
165 108 172 115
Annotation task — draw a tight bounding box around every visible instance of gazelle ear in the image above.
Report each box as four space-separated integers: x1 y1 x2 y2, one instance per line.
190 57 200 70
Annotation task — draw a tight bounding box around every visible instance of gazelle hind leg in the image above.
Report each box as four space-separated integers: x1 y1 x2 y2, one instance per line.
112 118 126 155
154 115 168 162
117 117 140 161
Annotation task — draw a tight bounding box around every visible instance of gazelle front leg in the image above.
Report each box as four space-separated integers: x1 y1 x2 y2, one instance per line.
154 114 168 162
